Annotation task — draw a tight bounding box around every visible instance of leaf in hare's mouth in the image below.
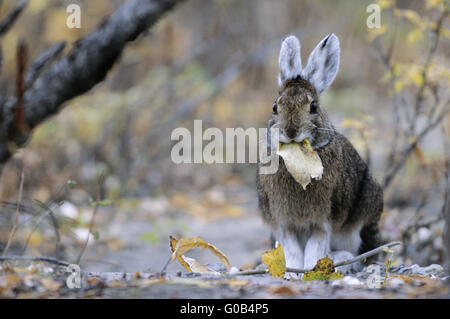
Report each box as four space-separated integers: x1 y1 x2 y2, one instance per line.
276 138 323 190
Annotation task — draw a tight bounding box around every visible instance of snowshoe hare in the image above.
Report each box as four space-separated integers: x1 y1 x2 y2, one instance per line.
257 34 383 274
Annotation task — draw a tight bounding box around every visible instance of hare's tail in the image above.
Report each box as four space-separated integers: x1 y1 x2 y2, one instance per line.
359 222 381 256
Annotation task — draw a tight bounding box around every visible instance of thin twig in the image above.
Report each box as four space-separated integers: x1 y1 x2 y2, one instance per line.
159 256 172 274
0 255 70 267
333 241 402 268
231 242 402 276
2 170 24 256
25 41 67 89
75 177 103 264
31 200 62 258
383 98 450 188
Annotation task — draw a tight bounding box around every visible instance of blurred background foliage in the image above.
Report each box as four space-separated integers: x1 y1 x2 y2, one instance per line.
0 0 448 271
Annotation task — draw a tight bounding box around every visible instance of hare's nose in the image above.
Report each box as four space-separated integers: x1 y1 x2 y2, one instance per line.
285 127 298 139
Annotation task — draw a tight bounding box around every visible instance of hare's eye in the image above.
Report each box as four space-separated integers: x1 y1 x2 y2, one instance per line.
273 103 278 114
310 101 318 114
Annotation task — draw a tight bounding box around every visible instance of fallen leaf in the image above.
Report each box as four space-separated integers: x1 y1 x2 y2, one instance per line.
270 285 296 296
277 139 323 189
132 271 141 280
182 256 220 275
40 278 62 291
261 244 286 278
170 236 194 272
139 277 166 286
302 256 344 281
390 274 436 285
86 277 101 285
107 279 123 288
169 236 230 274
0 273 21 295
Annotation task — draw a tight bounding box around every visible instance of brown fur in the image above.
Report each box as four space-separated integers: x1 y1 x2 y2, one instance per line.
257 76 383 256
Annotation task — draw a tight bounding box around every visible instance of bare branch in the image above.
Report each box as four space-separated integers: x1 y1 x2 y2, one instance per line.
383 95 450 189
25 41 67 89
0 0 28 36
0 255 70 267
0 0 185 166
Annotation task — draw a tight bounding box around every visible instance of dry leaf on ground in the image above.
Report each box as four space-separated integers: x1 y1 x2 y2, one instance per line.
169 236 230 274
270 285 297 296
302 256 343 281
261 244 286 278
40 278 62 291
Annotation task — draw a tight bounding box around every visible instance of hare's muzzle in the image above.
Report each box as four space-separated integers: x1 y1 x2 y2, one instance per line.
284 126 298 140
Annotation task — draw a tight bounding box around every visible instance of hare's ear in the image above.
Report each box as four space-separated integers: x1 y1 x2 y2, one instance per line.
278 35 302 87
302 34 340 94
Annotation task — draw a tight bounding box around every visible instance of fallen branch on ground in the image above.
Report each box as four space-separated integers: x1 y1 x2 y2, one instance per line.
0 255 70 267
0 242 402 277
231 241 402 276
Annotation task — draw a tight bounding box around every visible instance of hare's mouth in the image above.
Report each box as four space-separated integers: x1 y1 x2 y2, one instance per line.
279 131 311 145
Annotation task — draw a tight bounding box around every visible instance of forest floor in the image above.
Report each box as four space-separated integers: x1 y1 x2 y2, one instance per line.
1 184 449 298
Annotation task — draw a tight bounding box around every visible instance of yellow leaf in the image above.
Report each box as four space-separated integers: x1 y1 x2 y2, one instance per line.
169 236 230 273
302 256 344 281
410 70 424 87
170 235 192 272
394 9 423 27
426 0 445 9
377 0 393 9
276 139 323 190
441 28 450 39
26 0 51 14
394 80 404 92
261 244 286 278
407 28 423 44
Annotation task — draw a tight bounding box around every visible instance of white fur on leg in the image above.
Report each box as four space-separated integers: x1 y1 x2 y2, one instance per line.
304 224 331 270
275 227 303 279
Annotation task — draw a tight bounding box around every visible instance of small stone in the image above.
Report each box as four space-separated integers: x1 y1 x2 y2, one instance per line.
417 227 431 242
388 277 405 288
419 264 447 278
398 264 419 275
342 276 362 287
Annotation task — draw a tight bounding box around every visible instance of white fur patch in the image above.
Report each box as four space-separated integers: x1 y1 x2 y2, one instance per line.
275 226 304 270
303 223 331 270
278 35 302 87
301 33 340 94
